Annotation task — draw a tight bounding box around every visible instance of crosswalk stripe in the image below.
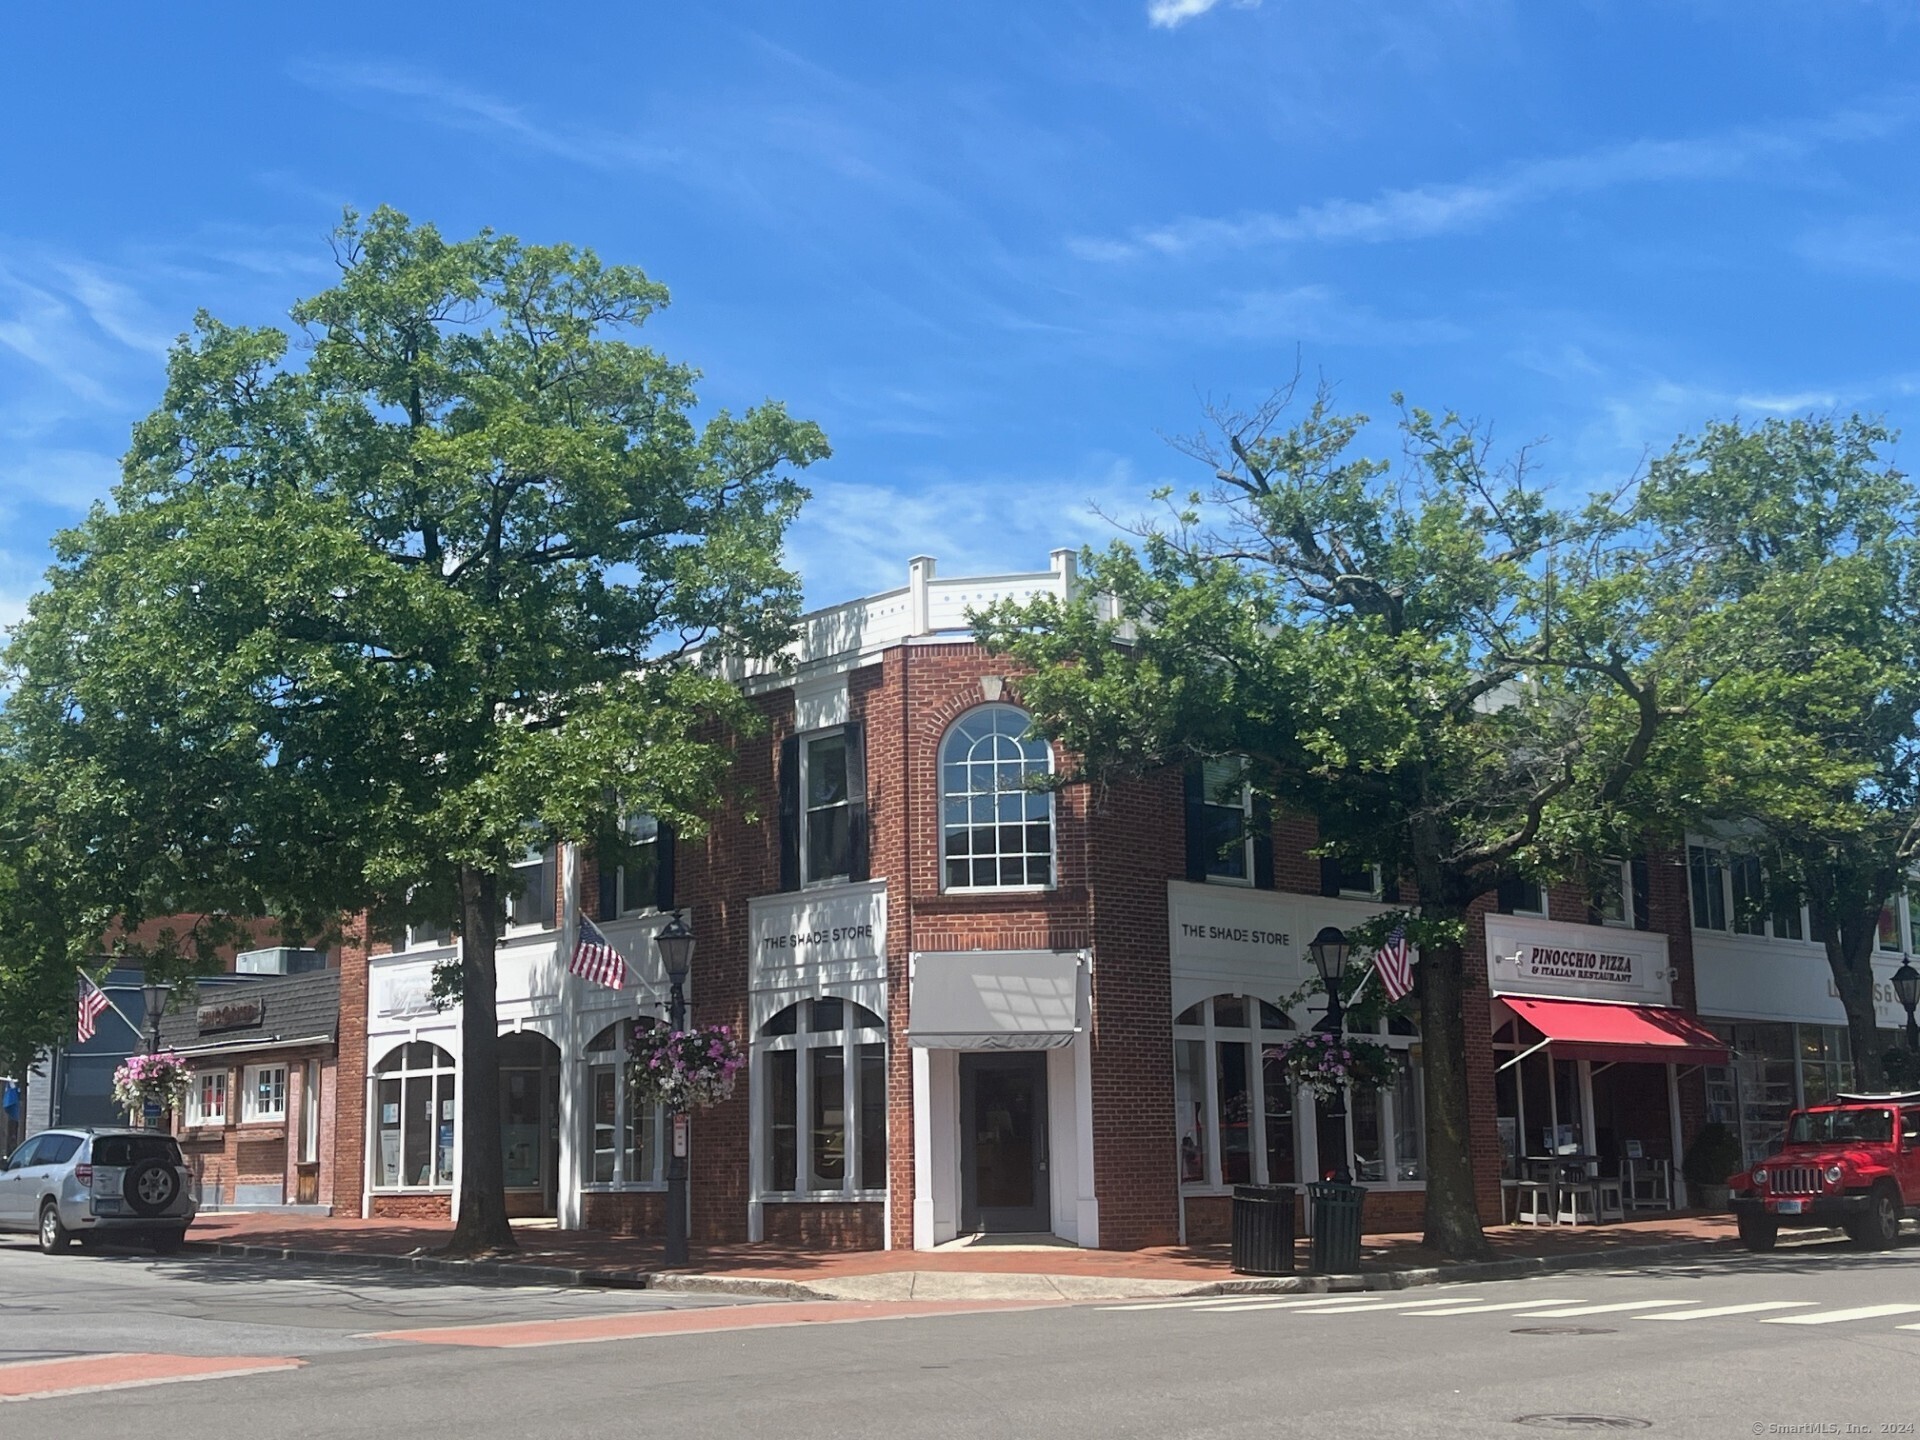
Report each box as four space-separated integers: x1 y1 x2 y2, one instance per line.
1293 1296 1504 1314
1410 1299 1583 1316
1095 1295 1314 1311
1190 1295 1453 1313
1510 1300 1698 1318
1637 1303 1814 1321
1762 1304 1920 1326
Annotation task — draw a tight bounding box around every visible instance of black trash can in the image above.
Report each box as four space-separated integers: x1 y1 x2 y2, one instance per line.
1307 1181 1366 1274
1230 1184 1296 1275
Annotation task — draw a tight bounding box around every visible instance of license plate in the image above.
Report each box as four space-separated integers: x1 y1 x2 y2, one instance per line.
93 1199 122 1214
1772 1198 1805 1214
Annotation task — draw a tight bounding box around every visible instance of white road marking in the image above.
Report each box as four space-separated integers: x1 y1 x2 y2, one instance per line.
1510 1300 1698 1318
1095 1296 1317 1311
1637 1303 1815 1321
1409 1299 1584 1316
1762 1304 1920 1326
1292 1296 1507 1313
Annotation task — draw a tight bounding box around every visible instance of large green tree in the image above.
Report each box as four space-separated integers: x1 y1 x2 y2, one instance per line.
977 387 1695 1259
6 209 827 1253
1631 416 1920 1092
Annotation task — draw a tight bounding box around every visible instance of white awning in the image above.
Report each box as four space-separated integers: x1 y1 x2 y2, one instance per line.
909 950 1085 1050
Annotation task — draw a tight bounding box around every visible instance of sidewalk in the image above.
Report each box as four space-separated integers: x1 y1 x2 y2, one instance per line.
183 1210 1749 1300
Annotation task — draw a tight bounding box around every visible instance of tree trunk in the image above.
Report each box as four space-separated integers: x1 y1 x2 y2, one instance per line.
1815 901 1887 1094
442 865 516 1257
1419 931 1493 1260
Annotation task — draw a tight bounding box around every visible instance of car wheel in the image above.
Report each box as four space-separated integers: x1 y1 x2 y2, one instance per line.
37 1203 71 1255
1845 1185 1901 1249
124 1158 181 1217
1737 1213 1778 1252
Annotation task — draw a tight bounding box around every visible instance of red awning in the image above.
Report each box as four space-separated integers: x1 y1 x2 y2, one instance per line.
1496 995 1729 1066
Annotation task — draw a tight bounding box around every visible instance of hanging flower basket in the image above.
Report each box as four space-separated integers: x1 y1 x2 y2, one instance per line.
628 1023 746 1113
112 1051 190 1116
1264 1031 1403 1102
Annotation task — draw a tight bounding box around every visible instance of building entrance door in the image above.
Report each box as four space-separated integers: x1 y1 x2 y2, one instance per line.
498 1031 561 1216
960 1052 1049 1233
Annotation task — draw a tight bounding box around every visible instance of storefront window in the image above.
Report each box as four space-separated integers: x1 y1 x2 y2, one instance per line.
583 1021 663 1188
1174 994 1301 1189
372 1042 456 1189
756 997 887 1198
1175 1039 1209 1184
1216 1040 1253 1185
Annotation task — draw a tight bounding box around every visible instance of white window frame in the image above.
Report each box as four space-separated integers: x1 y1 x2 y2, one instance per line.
505 840 557 934
1687 838 1811 941
1337 862 1385 902
1173 997 1425 1195
754 997 888 1202
186 1069 227 1127
369 1043 457 1192
406 919 454 950
1198 756 1255 888
615 813 662 917
799 730 854 889
582 1020 666 1190
300 1060 320 1164
241 1063 288 1124
1877 892 1910 953
1593 858 1634 928
939 704 1057 894
1507 879 1548 918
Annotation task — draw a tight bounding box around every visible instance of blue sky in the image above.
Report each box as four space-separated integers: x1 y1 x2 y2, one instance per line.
3 1 1918 622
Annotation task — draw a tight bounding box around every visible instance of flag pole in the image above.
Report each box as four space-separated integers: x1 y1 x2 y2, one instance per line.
77 966 147 1046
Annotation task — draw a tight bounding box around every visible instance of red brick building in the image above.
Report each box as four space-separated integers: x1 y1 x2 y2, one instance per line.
339 551 1731 1248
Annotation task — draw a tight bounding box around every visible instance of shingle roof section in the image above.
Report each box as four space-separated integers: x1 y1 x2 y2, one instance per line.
156 969 340 1054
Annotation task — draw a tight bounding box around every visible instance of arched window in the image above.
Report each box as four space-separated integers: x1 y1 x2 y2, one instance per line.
757 998 887 1197
584 1020 665 1188
372 1042 456 1190
940 705 1054 891
1173 995 1296 1189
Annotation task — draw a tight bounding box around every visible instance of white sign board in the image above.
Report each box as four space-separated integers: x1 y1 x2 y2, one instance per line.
1692 935 1908 1027
1485 914 1673 1005
1165 881 1393 1016
374 963 441 1020
750 879 888 993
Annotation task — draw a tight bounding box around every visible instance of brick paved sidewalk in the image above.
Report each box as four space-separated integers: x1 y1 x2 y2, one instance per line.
183 1209 1745 1295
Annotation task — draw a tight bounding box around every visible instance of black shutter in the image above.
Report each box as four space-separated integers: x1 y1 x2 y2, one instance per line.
1252 793 1274 890
1184 767 1209 882
1381 873 1400 904
1631 857 1651 931
778 734 801 892
655 825 677 912
845 723 868 882
1496 876 1524 914
1320 857 1344 898
597 858 618 922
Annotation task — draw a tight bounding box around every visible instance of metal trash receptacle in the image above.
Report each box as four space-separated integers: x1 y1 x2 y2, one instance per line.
1230 1184 1296 1275
1307 1181 1366 1274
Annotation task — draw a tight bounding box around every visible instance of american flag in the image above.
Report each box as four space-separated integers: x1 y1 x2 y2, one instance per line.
569 915 629 990
76 976 111 1043
1373 924 1415 1003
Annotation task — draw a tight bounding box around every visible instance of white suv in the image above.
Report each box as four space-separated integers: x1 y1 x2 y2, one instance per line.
0 1128 197 1254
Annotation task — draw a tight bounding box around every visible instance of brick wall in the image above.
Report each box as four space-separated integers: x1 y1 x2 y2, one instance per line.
370 1192 452 1221
333 915 373 1218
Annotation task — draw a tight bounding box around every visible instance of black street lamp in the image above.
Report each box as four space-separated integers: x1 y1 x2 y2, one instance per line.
655 910 695 1268
1893 956 1920 1055
1308 926 1352 1183
140 980 172 1054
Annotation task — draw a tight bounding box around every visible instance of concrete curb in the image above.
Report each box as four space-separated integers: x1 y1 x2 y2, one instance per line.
178 1229 1779 1301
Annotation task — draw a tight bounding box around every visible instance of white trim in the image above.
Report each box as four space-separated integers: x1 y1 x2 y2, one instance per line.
240 1063 288 1124
937 704 1058 894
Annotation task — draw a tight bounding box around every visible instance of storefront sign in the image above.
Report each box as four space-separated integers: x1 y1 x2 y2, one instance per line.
1485 914 1672 1005
374 966 440 1020
1166 881 1391 1015
197 998 264 1033
750 881 887 990
1694 934 1907 1027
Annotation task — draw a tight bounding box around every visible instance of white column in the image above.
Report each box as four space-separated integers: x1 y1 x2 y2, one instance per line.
908 555 936 635
1072 1027 1099 1248
1578 1059 1599 1175
556 1058 582 1229
912 1044 935 1249
1666 1064 1688 1208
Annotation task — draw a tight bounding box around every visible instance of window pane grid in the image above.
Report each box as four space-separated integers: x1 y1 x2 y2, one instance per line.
758 998 888 1199
941 708 1053 890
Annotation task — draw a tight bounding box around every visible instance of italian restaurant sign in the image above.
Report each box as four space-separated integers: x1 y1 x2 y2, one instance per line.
1485 914 1672 1005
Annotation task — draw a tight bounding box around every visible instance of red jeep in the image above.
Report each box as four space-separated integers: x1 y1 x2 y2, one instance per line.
1729 1092 1920 1252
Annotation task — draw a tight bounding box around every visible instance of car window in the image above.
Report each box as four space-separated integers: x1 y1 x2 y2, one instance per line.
1905 1108 1920 1146
91 1135 184 1167
1789 1108 1894 1145
5 1137 42 1169
36 1135 83 1165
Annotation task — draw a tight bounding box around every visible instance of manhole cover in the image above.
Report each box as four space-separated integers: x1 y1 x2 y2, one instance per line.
1511 1326 1618 1336
1514 1418 1652 1431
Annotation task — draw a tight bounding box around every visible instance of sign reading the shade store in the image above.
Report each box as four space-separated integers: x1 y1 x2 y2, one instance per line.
749 879 888 991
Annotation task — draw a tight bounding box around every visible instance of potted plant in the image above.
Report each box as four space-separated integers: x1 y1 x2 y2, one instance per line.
112 1051 190 1126
1682 1121 1744 1210
1263 1031 1405 1103
628 1023 747 1113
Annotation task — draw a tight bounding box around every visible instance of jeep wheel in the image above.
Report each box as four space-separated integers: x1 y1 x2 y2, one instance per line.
1846 1185 1902 1250
37 1203 71 1255
1737 1213 1778 1252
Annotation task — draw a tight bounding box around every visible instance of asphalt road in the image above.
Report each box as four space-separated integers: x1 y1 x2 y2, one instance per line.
2 1233 1918 1439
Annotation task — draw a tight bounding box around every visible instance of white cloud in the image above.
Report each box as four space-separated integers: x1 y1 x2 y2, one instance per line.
1796 217 1920 280
1073 99 1917 260
1147 0 1255 28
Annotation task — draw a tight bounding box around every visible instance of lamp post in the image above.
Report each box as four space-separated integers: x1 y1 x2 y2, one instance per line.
655 910 695 1268
140 980 172 1054
1308 926 1352 1184
1894 956 1920 1056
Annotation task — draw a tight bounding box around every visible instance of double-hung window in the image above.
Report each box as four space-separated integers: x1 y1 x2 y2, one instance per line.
616 813 662 915
1189 757 1254 885
241 1064 287 1123
1592 859 1633 927
584 1021 664 1187
757 998 887 1197
780 728 868 890
1689 841 1808 939
187 1069 227 1127
505 840 557 932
